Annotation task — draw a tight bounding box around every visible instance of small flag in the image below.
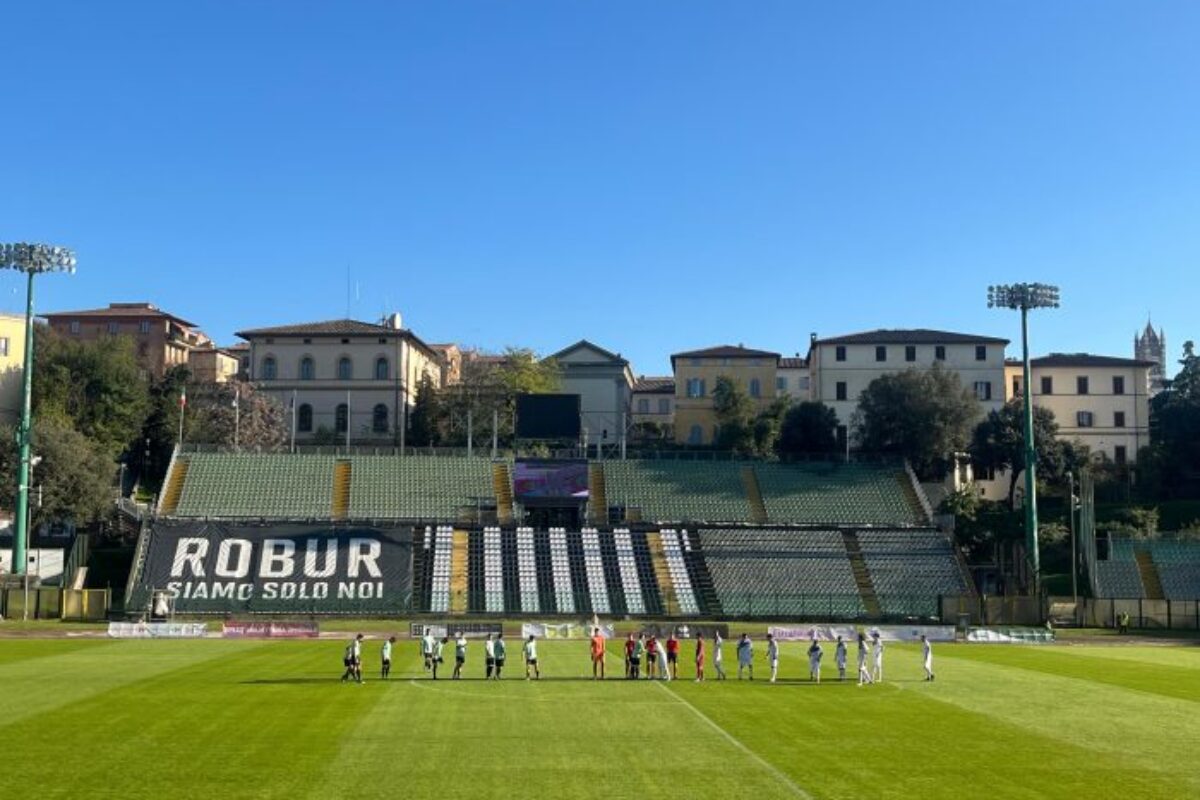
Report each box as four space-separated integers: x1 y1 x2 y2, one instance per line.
179 386 187 409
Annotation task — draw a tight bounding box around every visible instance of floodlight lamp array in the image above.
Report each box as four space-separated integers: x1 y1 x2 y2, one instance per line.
987 283 1060 311
0 242 77 274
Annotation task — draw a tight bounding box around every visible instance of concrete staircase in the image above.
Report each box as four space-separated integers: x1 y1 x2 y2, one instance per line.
492 462 514 525
450 530 469 614
588 463 608 524
741 465 768 524
1135 550 1165 600
841 530 882 617
646 532 679 613
332 460 352 520
158 457 189 516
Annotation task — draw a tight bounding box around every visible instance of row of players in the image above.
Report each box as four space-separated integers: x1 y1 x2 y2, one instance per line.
341 629 936 685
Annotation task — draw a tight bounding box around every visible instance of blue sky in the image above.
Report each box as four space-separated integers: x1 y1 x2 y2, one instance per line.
2 2 1196 375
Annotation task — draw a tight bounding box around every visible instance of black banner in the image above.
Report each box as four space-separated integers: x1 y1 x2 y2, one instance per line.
137 521 413 614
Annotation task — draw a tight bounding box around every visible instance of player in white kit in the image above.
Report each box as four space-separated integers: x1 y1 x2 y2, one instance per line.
871 632 884 683
713 632 727 680
766 633 779 683
921 634 935 681
834 635 847 681
856 632 873 686
807 638 822 683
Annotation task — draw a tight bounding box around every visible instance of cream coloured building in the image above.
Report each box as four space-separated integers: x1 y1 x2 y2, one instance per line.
236 316 442 445
0 314 28 424
631 376 675 441
776 356 811 401
809 329 1009 450
1006 353 1152 465
671 345 781 445
551 340 634 447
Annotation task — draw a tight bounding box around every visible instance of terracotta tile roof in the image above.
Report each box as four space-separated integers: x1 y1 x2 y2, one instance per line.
813 328 1009 346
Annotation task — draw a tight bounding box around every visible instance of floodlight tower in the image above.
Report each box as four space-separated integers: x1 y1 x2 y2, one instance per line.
987 282 1060 592
0 243 77 575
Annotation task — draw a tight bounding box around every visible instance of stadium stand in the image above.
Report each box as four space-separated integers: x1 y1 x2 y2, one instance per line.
581 529 612 614
516 527 540 614
548 528 575 614
658 529 702 615
428 525 453 613
614 529 647 615
173 453 335 518
701 528 866 618
348 456 494 520
603 461 751 523
1094 538 1200 600
857 529 968 617
753 463 928 526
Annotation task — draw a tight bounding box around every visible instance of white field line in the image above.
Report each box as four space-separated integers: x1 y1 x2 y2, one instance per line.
653 681 813 799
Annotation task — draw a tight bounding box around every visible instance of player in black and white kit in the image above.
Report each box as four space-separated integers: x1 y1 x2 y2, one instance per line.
341 633 364 684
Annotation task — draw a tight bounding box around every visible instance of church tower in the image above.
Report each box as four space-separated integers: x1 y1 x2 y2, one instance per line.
1134 320 1167 395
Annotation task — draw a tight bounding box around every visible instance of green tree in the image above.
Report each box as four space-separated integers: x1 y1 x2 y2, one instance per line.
1142 341 1200 497
712 375 756 454
131 366 189 492
775 401 839 457
0 417 114 529
32 327 149 458
438 348 562 447
187 381 288 450
408 373 441 448
970 399 1087 505
852 364 979 479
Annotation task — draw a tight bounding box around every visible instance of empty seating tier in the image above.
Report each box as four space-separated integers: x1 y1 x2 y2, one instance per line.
603 461 751 524
174 454 335 518
348 456 495 520
701 528 865 618
754 463 926 526
857 529 967 617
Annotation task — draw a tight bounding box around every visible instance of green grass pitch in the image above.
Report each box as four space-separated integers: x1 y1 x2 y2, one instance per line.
3 636 1197 799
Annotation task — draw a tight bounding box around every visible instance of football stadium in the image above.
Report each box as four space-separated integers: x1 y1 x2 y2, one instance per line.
5 445 1198 799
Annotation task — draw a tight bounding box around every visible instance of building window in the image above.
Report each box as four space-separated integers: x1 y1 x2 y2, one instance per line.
836 382 848 401
1077 376 1089 395
335 403 349 433
1041 376 1053 395
0 337 8 357
262 356 277 380
299 357 315 380
776 377 787 393
1113 375 1125 395
638 398 650 413
139 320 151 335
69 320 81 335
974 381 993 401
934 345 946 361
107 321 120 335
1077 411 1094 428
1114 411 1126 428
297 404 313 432
875 346 887 362
372 404 389 433
338 357 353 381
686 378 706 398
749 378 761 398
658 398 670 414
1114 446 1128 466
975 345 987 361
1012 377 1021 397
687 425 703 445
835 346 846 362
374 357 389 380
905 345 916 362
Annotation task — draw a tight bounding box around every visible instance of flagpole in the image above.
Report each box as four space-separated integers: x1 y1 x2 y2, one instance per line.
345 388 351 449
233 384 240 449
290 389 297 453
178 385 186 445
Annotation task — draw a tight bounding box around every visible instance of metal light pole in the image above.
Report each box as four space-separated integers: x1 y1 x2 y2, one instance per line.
988 282 1060 593
0 244 76 576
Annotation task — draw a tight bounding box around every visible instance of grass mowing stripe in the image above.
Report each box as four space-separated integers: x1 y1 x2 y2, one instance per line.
0 639 263 730
938 644 1200 703
654 680 812 799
